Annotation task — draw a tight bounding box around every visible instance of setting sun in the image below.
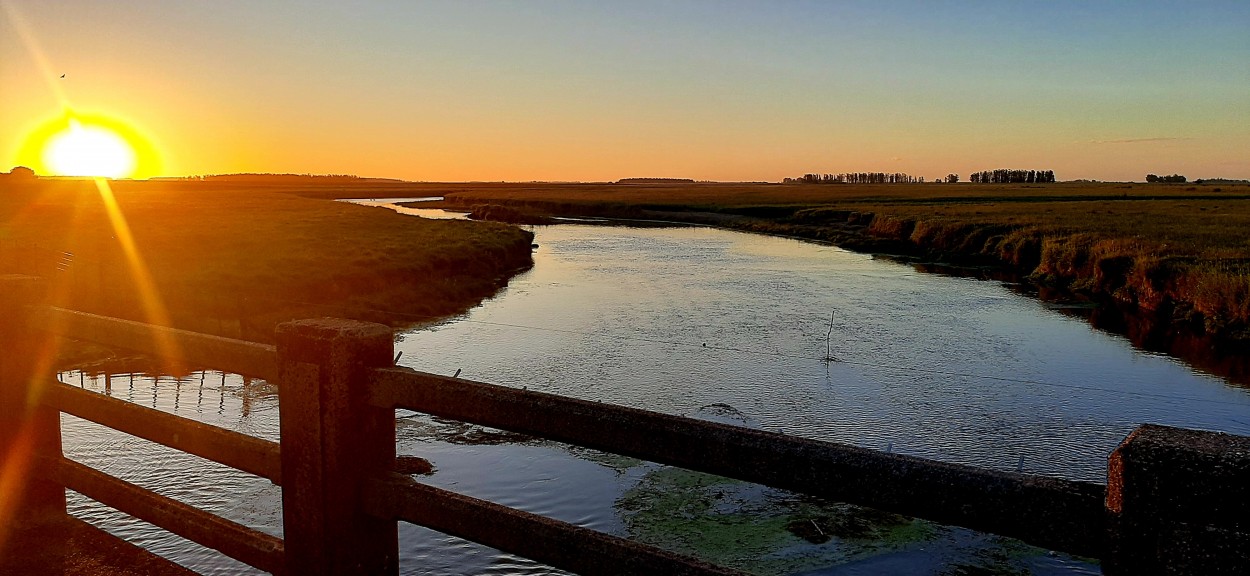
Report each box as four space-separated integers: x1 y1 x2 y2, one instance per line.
42 120 135 178
14 112 160 179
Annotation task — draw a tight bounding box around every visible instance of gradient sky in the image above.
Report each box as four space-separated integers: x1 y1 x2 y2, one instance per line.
2 1 1248 182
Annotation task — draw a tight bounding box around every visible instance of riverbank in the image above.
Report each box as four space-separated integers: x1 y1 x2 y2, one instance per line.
413 181 1250 343
0 178 535 349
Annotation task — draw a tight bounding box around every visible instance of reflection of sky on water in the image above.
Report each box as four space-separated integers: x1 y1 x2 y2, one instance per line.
58 219 1250 575
399 224 1250 483
60 371 280 576
341 197 469 219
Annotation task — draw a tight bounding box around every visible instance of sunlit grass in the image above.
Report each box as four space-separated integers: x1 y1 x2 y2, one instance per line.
0 179 534 341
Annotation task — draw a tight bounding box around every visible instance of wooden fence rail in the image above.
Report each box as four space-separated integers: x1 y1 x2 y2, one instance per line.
2 274 1249 575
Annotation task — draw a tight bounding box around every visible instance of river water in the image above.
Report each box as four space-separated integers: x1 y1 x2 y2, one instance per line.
59 204 1250 575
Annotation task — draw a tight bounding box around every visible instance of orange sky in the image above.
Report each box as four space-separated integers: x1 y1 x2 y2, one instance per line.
3 1 1248 182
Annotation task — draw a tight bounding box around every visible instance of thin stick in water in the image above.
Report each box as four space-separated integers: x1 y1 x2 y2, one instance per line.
823 310 839 363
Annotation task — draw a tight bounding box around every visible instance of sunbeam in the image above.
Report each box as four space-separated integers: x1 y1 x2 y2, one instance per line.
93 178 186 372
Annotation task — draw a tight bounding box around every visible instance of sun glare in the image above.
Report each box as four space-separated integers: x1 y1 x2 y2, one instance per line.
16 112 160 179
42 120 137 178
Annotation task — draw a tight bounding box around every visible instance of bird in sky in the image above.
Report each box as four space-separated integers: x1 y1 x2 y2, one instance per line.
60 74 65 78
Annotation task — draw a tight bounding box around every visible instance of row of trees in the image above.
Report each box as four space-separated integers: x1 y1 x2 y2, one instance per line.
616 178 695 184
969 169 1056 183
784 169 1058 185
784 172 926 184
1146 174 1187 183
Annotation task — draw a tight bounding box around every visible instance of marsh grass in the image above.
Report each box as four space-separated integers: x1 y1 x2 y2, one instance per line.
8 178 1245 337
0 178 534 341
421 181 1250 335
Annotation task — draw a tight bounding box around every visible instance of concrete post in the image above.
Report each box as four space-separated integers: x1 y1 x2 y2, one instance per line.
277 318 397 576
1106 424 1250 575
0 275 67 525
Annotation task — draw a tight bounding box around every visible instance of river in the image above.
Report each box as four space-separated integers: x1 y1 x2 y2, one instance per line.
59 202 1250 575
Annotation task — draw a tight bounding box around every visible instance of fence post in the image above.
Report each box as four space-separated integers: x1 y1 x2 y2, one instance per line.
0 275 67 526
1105 424 1250 575
277 318 397 576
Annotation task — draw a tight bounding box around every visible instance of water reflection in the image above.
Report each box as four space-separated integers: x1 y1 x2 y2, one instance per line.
398 225 1250 479
341 197 469 220
911 261 1250 388
384 223 1250 573
58 368 280 575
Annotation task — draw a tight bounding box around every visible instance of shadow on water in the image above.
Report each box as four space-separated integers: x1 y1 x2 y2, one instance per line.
905 260 1250 389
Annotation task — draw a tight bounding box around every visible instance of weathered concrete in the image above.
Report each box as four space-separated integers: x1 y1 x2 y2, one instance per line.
0 275 66 527
366 472 750 576
369 367 1107 557
0 515 198 576
1106 424 1250 575
276 318 397 576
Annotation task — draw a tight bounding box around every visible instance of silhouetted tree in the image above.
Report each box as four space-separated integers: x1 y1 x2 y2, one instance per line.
3 166 35 180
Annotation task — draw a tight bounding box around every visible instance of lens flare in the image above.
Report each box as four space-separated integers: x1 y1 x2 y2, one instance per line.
92 177 187 373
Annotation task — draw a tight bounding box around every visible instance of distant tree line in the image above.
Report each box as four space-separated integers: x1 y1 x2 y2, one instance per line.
1194 178 1249 185
969 169 1055 184
616 178 695 184
202 173 365 182
1146 174 1186 183
784 172 925 184
784 169 1060 185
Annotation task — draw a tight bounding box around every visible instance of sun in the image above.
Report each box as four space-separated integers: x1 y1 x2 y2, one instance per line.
16 111 161 179
42 120 136 178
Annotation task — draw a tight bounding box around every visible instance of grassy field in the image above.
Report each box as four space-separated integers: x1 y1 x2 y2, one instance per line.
5 176 1246 345
414 181 1250 340
0 178 534 343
